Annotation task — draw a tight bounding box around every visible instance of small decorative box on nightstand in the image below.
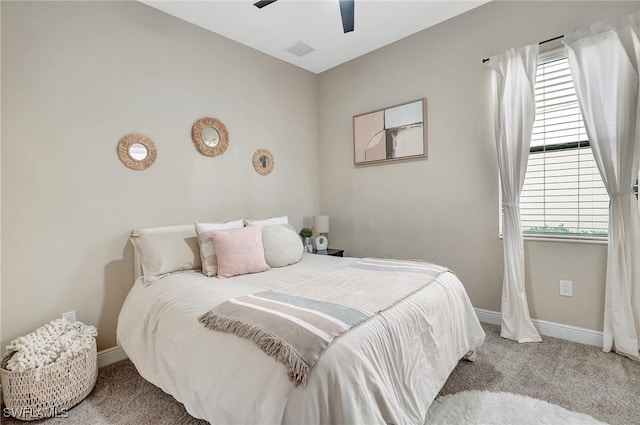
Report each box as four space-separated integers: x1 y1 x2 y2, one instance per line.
312 249 344 257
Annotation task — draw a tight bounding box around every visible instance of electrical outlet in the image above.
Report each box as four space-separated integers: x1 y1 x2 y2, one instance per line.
62 311 76 322
560 280 573 297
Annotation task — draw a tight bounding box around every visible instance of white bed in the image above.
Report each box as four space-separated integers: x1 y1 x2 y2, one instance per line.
117 253 485 424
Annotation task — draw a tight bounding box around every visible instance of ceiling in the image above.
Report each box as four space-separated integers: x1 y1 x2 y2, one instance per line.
141 0 490 74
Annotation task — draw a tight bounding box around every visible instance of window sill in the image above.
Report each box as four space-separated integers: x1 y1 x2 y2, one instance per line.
498 234 608 245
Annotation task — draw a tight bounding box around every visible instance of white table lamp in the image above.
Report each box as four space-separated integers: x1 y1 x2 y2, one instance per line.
314 215 329 250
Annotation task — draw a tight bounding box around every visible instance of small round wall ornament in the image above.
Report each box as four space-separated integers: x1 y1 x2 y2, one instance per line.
191 117 229 157
117 133 157 170
252 149 274 176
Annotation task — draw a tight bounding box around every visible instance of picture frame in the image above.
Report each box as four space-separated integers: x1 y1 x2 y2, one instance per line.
353 98 428 166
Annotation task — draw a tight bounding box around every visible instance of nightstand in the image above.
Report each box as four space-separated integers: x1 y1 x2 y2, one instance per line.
312 248 344 257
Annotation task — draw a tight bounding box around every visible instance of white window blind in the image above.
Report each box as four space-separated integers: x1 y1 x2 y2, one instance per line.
520 47 609 237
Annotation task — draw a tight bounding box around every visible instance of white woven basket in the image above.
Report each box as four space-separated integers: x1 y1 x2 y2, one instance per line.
0 338 97 421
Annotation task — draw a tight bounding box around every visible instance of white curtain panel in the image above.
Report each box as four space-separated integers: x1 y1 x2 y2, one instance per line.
488 44 542 343
565 11 640 361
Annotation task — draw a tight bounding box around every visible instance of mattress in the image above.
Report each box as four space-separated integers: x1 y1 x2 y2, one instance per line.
117 253 485 424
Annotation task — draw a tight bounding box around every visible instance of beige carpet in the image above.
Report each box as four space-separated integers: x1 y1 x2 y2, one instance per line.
2 324 638 424
439 325 639 425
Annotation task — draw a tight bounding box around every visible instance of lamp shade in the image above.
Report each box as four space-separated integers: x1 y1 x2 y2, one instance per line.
313 215 329 233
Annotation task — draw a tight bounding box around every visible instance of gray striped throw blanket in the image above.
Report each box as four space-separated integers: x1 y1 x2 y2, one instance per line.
199 258 449 386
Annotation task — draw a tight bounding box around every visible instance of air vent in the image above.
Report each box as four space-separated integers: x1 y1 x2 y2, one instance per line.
286 42 315 57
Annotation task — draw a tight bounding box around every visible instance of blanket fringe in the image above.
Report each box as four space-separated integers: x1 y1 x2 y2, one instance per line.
198 312 310 386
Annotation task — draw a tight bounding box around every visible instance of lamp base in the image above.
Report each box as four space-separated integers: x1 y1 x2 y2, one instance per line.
315 235 328 250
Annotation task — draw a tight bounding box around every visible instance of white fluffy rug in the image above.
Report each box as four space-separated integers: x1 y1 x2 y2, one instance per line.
425 391 607 425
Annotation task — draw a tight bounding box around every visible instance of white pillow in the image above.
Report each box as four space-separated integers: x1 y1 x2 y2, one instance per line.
196 220 244 276
244 216 289 227
130 225 201 284
262 224 303 268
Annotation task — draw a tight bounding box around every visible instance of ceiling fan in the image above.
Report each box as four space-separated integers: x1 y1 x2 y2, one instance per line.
253 0 355 33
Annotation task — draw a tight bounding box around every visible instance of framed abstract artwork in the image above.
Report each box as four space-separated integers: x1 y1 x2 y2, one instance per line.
353 98 428 166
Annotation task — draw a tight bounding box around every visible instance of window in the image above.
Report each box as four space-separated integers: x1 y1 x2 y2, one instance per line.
519 47 609 238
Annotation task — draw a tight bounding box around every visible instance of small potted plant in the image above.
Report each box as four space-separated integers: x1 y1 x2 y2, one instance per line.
299 227 313 252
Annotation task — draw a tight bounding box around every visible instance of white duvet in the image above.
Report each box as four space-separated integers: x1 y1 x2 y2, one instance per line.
117 254 485 425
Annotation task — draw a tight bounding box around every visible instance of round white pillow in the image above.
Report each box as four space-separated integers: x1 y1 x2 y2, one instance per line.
262 224 303 268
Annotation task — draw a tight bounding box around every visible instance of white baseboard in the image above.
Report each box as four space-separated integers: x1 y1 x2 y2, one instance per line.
475 308 603 347
97 346 128 368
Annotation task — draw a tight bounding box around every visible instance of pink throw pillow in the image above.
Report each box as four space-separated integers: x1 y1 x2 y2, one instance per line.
211 226 270 278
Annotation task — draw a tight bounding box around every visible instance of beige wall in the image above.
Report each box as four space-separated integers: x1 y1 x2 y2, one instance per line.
1 1 319 350
318 1 637 332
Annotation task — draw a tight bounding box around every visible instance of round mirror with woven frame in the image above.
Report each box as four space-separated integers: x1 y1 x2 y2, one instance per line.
192 117 229 157
252 149 274 176
117 133 157 170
